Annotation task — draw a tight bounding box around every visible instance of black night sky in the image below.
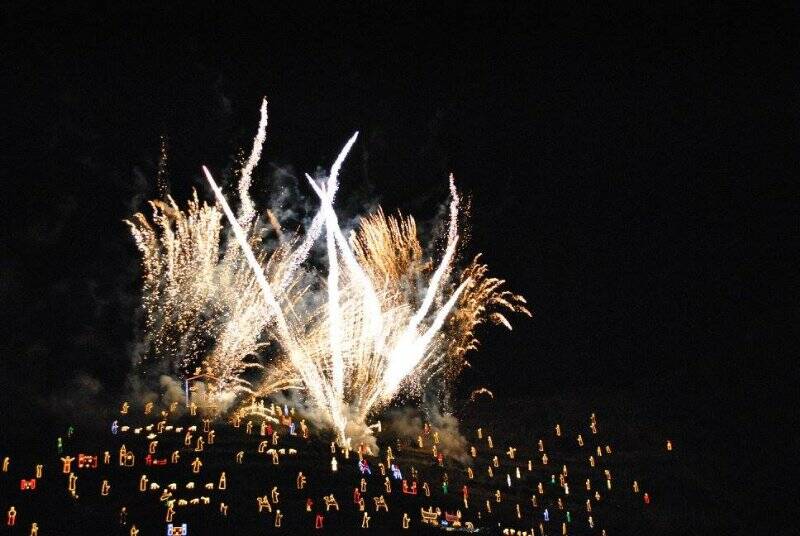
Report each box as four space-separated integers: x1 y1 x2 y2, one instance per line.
1 4 793 531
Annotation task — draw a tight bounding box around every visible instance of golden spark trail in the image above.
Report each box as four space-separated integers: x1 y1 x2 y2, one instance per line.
202 166 348 440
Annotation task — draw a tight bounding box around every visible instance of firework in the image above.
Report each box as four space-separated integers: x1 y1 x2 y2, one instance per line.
130 99 528 443
126 99 300 396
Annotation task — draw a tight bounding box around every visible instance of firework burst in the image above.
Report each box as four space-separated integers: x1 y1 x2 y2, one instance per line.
129 99 529 443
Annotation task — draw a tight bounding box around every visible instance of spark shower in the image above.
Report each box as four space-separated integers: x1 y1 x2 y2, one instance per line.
127 99 529 443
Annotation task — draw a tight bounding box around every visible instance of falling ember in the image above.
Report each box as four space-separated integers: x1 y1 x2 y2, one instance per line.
128 99 529 443
470 388 495 401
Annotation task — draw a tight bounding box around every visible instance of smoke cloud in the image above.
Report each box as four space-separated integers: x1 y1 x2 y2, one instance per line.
384 405 470 464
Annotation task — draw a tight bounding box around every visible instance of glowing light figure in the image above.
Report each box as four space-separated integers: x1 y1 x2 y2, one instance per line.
191 458 202 473
257 496 272 513
421 506 440 525
323 494 339 511
166 523 187 536
359 459 371 475
61 456 74 473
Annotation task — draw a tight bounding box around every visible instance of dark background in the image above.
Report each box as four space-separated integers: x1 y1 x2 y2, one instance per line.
1 3 793 531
